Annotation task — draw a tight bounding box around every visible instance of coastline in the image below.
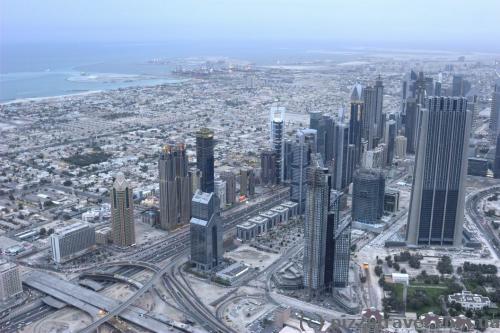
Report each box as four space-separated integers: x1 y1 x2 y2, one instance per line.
0 90 104 105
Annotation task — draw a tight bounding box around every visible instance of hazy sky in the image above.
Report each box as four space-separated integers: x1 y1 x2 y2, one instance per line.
2 0 500 50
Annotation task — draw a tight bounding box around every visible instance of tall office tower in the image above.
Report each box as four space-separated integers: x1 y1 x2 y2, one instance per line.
385 120 396 165
489 80 500 138
190 191 223 271
240 167 255 197
404 98 419 154
324 190 351 289
270 106 286 184
188 167 202 195
158 143 191 230
283 139 294 182
291 128 317 213
406 97 471 247
0 262 22 302
220 171 237 205
50 222 96 263
196 128 215 193
425 77 434 97
303 156 330 297
350 84 365 167
494 134 500 178
260 150 277 185
434 80 442 97
414 71 427 106
111 173 135 247
310 111 326 160
352 169 385 224
395 135 407 159
452 74 471 97
310 112 334 162
214 180 226 209
332 122 354 191
363 76 384 149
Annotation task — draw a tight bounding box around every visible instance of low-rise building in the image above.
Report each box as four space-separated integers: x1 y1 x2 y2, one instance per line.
448 290 490 310
271 205 289 223
236 222 256 241
260 210 279 229
95 227 112 245
249 215 268 234
280 201 299 218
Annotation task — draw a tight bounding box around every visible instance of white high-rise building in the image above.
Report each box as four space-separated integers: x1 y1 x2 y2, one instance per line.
0 261 22 302
395 136 407 159
50 222 96 263
270 106 286 184
214 179 227 209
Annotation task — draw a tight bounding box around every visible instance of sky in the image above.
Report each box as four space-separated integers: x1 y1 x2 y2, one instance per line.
1 0 500 50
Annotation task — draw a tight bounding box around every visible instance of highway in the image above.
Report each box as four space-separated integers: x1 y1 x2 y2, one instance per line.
465 186 500 260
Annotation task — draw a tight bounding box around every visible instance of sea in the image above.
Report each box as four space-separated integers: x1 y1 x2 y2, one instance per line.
0 40 355 102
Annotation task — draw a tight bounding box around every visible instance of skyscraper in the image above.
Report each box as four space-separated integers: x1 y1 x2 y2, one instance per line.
489 79 500 138
240 167 255 197
395 135 407 159
221 171 237 205
159 143 191 230
404 98 419 154
349 84 365 167
324 190 351 289
196 128 215 193
303 155 330 297
270 106 285 184
332 121 354 191
260 149 277 185
190 191 223 271
385 120 396 165
291 128 317 213
452 74 471 97
406 97 471 247
188 167 202 195
352 169 385 224
363 77 384 149
111 173 135 247
310 112 334 162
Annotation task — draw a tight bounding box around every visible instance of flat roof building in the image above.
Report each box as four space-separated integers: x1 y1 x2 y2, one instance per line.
0 261 22 302
50 222 96 263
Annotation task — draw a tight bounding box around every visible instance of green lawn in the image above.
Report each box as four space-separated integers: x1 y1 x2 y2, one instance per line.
406 284 445 315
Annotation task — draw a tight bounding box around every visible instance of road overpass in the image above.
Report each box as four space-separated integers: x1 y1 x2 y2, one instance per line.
23 271 202 333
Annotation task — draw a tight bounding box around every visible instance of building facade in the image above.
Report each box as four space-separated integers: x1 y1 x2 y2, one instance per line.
406 97 471 246
111 173 135 247
50 222 96 263
158 143 191 230
0 262 23 302
190 191 223 271
270 106 286 184
303 156 330 297
196 128 215 193
352 168 385 224
291 128 317 213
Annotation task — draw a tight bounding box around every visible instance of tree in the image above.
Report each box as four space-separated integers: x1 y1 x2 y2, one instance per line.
394 262 400 271
39 227 47 236
437 256 453 275
47 228 55 235
409 256 421 269
374 265 383 277
63 180 72 186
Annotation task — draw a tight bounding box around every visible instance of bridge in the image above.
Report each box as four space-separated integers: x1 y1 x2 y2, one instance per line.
23 271 202 333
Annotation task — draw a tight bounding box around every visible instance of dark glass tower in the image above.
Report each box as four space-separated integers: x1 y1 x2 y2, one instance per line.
352 168 385 224
406 97 471 247
196 128 215 193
